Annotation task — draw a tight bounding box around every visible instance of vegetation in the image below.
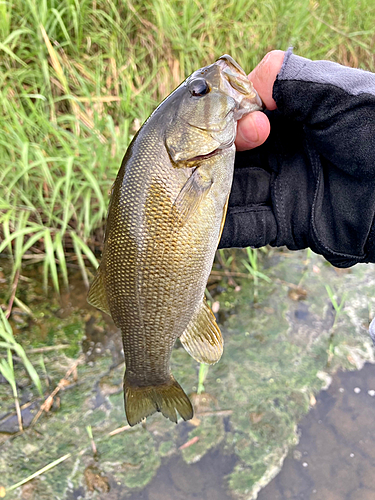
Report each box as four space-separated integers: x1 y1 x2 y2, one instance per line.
1 0 375 290
1 3 374 496
0 308 42 431
1 249 374 499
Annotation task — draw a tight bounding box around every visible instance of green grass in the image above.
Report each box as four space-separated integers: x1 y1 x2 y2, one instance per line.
0 307 43 431
1 0 375 290
197 362 209 394
0 308 42 394
325 284 348 362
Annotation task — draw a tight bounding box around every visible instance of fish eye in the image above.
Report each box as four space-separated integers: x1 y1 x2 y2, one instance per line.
189 78 210 97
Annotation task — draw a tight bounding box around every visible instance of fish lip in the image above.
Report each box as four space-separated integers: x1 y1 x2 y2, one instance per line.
216 56 264 114
216 54 247 77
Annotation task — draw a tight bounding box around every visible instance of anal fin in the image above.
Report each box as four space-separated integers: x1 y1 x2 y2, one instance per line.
180 298 223 365
87 266 111 316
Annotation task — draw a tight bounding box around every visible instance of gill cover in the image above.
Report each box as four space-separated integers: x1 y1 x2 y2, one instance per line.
165 56 262 164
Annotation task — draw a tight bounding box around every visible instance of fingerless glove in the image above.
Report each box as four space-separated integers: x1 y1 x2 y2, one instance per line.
219 49 375 268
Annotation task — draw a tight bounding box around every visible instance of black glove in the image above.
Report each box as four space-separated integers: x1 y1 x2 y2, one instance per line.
219 50 375 268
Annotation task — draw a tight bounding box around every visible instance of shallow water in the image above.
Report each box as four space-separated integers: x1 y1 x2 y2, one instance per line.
1 249 374 499
258 362 375 500
115 364 375 500
125 448 237 500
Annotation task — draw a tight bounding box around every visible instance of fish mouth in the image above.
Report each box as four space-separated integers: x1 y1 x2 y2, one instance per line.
217 54 248 77
216 55 263 116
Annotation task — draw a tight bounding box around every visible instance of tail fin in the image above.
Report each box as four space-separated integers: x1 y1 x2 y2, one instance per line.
124 374 193 426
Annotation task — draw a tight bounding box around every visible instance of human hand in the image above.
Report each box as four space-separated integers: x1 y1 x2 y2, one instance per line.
223 49 375 268
235 50 285 151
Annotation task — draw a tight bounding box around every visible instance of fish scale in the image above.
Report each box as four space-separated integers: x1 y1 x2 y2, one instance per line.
88 55 262 426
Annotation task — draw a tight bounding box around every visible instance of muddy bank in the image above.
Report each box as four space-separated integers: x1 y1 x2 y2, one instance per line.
1 249 374 499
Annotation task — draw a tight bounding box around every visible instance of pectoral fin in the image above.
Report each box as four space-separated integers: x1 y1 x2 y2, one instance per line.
172 169 212 226
87 266 111 316
180 298 223 364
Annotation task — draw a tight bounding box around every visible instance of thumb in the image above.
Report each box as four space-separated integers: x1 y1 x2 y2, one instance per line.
235 50 285 151
248 50 285 110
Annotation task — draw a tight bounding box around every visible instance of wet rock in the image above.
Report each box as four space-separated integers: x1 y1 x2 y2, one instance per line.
0 401 38 433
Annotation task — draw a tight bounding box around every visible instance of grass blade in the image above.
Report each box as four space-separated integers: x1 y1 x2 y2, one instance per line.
70 232 99 270
43 228 59 292
54 231 69 287
0 309 43 395
6 453 71 493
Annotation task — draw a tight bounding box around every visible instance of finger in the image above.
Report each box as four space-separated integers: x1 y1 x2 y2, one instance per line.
248 50 285 110
235 110 270 151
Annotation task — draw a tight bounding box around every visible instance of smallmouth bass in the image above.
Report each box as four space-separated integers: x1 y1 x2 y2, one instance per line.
88 55 262 426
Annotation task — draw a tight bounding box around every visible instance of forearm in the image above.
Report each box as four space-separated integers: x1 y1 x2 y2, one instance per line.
222 50 375 267
273 49 375 266
274 48 375 179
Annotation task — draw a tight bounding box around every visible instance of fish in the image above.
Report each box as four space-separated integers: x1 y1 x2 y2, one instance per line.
88 55 262 426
